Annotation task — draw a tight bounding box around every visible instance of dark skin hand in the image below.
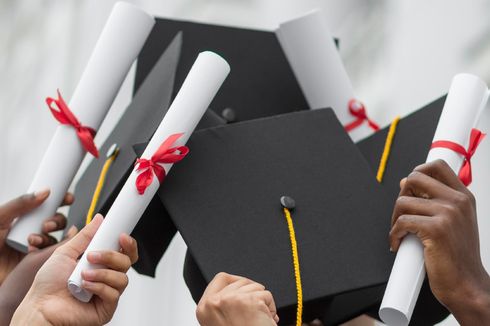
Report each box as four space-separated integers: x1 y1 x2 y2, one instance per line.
390 159 490 325
0 226 77 325
0 189 73 285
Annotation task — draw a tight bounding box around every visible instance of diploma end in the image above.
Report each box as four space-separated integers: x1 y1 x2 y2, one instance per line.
379 307 410 326
68 280 93 303
5 238 29 253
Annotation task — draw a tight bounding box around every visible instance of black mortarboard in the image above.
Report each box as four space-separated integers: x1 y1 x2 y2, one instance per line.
356 96 450 325
134 17 309 122
66 33 226 276
155 108 396 324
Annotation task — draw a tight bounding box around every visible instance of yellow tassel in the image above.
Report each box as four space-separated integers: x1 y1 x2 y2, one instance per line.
85 147 119 225
283 207 303 326
376 117 400 183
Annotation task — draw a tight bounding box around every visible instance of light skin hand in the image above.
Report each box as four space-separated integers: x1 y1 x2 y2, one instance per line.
196 272 279 326
389 159 490 325
11 214 138 326
0 189 74 284
0 226 78 325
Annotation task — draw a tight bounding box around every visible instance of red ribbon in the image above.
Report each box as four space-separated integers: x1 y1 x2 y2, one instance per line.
431 128 486 186
344 99 380 132
135 133 189 195
46 90 99 158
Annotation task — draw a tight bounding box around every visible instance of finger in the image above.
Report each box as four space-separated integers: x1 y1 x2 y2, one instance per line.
0 189 50 228
82 269 129 294
87 250 132 273
401 170 460 201
236 282 266 294
64 225 78 240
82 280 120 304
254 290 277 318
61 192 75 206
399 178 407 189
389 214 436 251
414 160 467 192
391 196 440 227
42 213 67 233
220 277 255 295
28 233 58 249
202 272 244 296
56 214 103 258
119 234 138 265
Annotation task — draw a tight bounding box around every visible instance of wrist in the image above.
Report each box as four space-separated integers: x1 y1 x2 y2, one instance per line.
10 294 52 326
446 274 490 325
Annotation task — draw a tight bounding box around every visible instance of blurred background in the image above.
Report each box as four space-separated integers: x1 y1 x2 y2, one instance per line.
1 0 489 325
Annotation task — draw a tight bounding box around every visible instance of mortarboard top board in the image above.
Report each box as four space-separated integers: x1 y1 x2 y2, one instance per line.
66 33 226 276
357 95 446 204
134 17 310 122
356 95 450 325
155 108 396 324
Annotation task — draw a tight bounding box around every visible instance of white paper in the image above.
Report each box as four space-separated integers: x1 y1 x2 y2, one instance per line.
379 73 489 326
6 2 155 253
67 51 230 302
276 9 372 142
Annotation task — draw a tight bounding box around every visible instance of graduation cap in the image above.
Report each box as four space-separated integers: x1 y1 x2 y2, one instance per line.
153 108 397 325
67 33 226 275
134 17 310 122
355 95 450 325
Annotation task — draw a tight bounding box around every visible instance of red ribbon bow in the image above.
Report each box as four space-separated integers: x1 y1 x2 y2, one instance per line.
344 99 380 132
431 128 486 186
46 90 99 158
135 133 189 195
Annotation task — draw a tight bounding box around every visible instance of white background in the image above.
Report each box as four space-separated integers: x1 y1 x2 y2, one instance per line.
1 0 489 325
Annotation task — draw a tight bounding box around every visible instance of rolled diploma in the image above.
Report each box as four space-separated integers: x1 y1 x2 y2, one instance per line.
6 2 155 253
379 73 489 326
276 9 371 142
67 51 230 302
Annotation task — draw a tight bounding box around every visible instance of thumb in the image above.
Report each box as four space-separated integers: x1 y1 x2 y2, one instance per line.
57 214 103 258
0 189 50 228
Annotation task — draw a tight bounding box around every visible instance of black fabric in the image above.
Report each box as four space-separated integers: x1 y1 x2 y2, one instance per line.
159 109 395 325
134 18 309 122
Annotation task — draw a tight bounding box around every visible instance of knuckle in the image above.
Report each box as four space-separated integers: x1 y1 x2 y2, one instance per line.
208 294 223 309
405 172 421 186
121 274 129 289
453 192 472 210
432 159 448 171
431 219 448 238
215 272 229 281
263 290 273 300
395 195 411 207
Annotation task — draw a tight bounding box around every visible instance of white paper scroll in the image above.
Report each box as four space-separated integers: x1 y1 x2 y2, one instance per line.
379 73 489 326
6 2 155 253
276 9 373 142
67 51 230 302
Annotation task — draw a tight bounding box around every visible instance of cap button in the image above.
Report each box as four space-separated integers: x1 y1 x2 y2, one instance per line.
106 143 119 159
221 108 236 123
280 196 296 210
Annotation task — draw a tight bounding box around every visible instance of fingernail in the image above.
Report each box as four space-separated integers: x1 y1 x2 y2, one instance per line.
44 221 57 230
82 269 96 280
87 252 102 262
82 280 95 289
34 188 50 199
67 225 78 237
28 235 42 246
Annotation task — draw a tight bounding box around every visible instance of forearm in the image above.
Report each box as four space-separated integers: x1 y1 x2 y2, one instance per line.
448 276 490 325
